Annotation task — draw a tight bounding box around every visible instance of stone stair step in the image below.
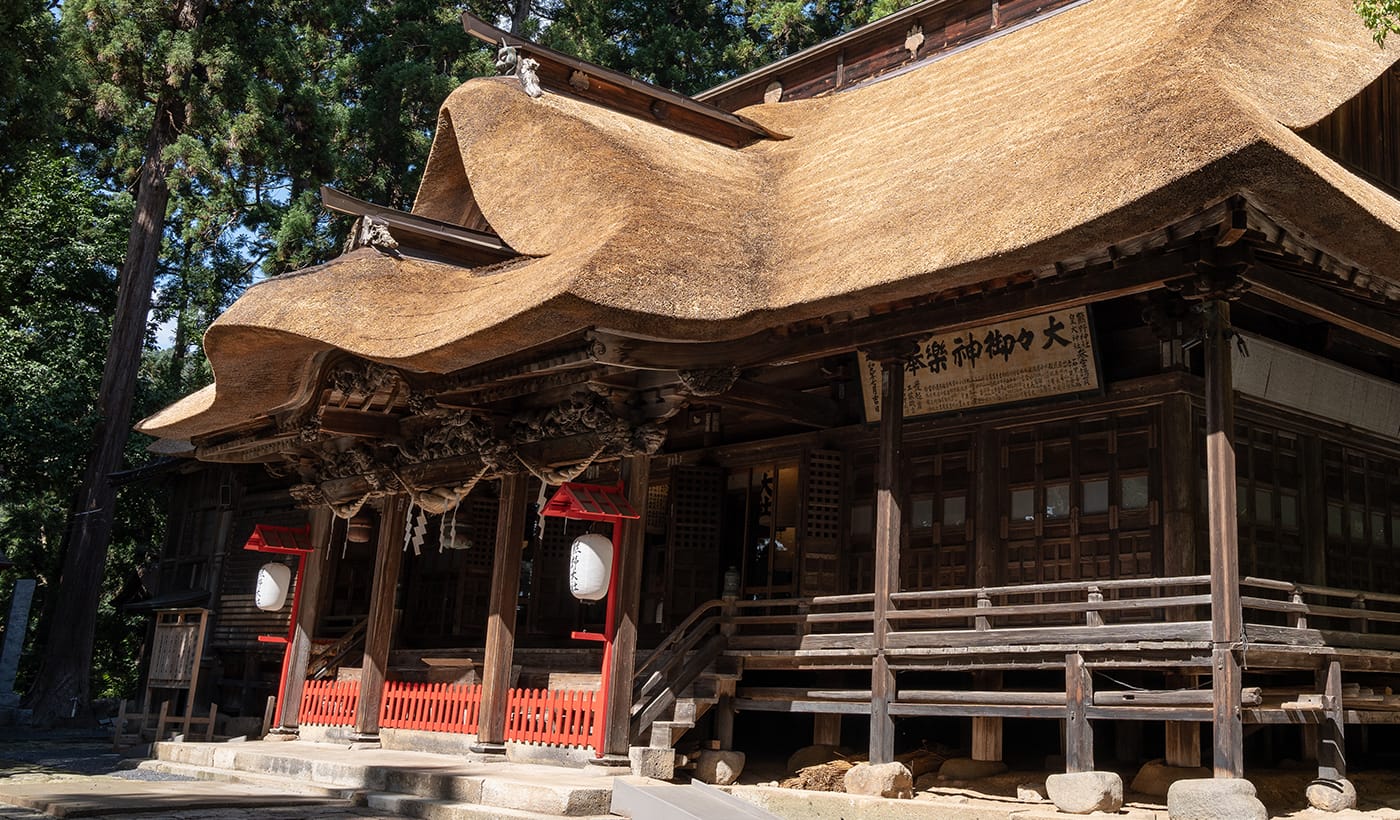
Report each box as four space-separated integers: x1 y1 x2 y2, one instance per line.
136 759 363 800
365 791 615 820
151 741 617 816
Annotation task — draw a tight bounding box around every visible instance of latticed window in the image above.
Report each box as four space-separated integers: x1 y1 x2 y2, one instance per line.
1003 411 1159 590
903 435 974 592
1323 444 1400 592
1233 424 1304 581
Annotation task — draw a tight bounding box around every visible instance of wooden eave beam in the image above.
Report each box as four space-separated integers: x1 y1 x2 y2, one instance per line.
460 13 785 149
1241 262 1400 353
704 379 844 428
194 432 300 463
318 408 402 440
590 248 1192 371
321 186 517 264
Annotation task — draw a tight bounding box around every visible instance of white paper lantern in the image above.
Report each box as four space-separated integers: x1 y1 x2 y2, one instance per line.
568 533 613 601
255 561 292 611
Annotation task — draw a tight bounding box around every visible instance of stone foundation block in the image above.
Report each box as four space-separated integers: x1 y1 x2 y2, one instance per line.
1016 781 1047 802
937 757 1008 780
1167 778 1267 820
843 762 913 799
1130 759 1211 797
1306 778 1357 812
629 746 676 780
1046 771 1123 814
694 749 745 785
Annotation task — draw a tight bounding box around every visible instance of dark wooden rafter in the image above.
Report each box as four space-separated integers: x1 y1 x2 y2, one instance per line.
700 379 844 428
1241 261 1400 352
320 186 517 266
460 13 785 149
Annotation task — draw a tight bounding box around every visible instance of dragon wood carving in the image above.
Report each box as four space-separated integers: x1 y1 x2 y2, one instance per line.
278 389 667 511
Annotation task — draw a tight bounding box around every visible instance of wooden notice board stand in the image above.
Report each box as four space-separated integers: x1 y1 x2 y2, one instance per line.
145 608 210 737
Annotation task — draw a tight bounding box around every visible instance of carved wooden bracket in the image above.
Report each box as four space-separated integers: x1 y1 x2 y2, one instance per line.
676 367 741 397
858 335 927 364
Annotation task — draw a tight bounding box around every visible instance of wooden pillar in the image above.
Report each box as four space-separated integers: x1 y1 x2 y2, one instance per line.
352 494 408 738
973 425 1001 588
275 506 334 731
472 473 529 753
870 354 907 765
813 713 841 747
972 671 1003 763
1318 659 1346 782
1165 673 1201 768
601 453 651 758
1204 298 1244 778
1065 652 1094 772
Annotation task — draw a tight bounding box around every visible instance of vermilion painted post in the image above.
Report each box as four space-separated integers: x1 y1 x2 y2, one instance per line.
592 518 624 754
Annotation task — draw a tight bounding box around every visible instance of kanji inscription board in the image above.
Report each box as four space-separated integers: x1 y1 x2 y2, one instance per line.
858 306 1101 422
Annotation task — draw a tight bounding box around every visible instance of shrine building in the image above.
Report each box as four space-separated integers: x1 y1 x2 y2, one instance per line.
135 0 1400 809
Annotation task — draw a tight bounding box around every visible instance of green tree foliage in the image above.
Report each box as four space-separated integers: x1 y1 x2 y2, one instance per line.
0 152 137 698
1355 0 1400 45
542 0 757 94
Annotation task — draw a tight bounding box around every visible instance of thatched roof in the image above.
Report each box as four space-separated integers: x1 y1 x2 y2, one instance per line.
139 0 1400 439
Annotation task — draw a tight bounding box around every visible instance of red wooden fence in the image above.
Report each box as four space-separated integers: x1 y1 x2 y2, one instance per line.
504 688 596 748
299 679 359 726
297 678 594 748
379 681 482 734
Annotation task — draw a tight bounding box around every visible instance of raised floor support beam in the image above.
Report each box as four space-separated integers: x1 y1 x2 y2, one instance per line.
1065 652 1093 773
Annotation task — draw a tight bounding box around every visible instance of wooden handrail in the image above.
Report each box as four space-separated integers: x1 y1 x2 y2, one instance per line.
635 599 724 683
1244 577 1400 606
887 594 1210 621
890 574 1211 603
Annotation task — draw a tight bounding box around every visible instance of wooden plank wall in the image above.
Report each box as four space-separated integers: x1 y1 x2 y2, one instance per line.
705 0 1078 110
1301 65 1399 195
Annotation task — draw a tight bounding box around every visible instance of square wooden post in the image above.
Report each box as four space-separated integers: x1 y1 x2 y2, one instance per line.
601 454 651 759
1203 298 1244 778
472 473 529 753
352 494 409 739
813 714 841 747
1318 659 1346 783
868 349 909 765
274 506 334 732
972 671 1003 763
1164 673 1202 768
1065 652 1093 772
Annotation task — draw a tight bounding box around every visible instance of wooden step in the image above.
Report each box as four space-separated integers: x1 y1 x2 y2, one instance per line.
649 719 695 749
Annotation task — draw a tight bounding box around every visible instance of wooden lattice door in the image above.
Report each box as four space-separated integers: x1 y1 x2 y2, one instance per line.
665 465 724 629
800 449 843 596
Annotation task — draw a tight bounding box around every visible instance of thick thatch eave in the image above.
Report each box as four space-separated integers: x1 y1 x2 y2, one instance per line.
139 0 1400 441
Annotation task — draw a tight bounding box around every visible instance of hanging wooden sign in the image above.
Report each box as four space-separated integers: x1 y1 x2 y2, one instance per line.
858 306 1101 421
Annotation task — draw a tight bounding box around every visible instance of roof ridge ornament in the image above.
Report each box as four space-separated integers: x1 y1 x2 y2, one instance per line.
496 38 543 99
353 215 399 253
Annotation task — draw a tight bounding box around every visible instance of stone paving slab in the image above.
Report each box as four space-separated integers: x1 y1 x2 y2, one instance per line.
152 741 620 815
0 778 361 818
